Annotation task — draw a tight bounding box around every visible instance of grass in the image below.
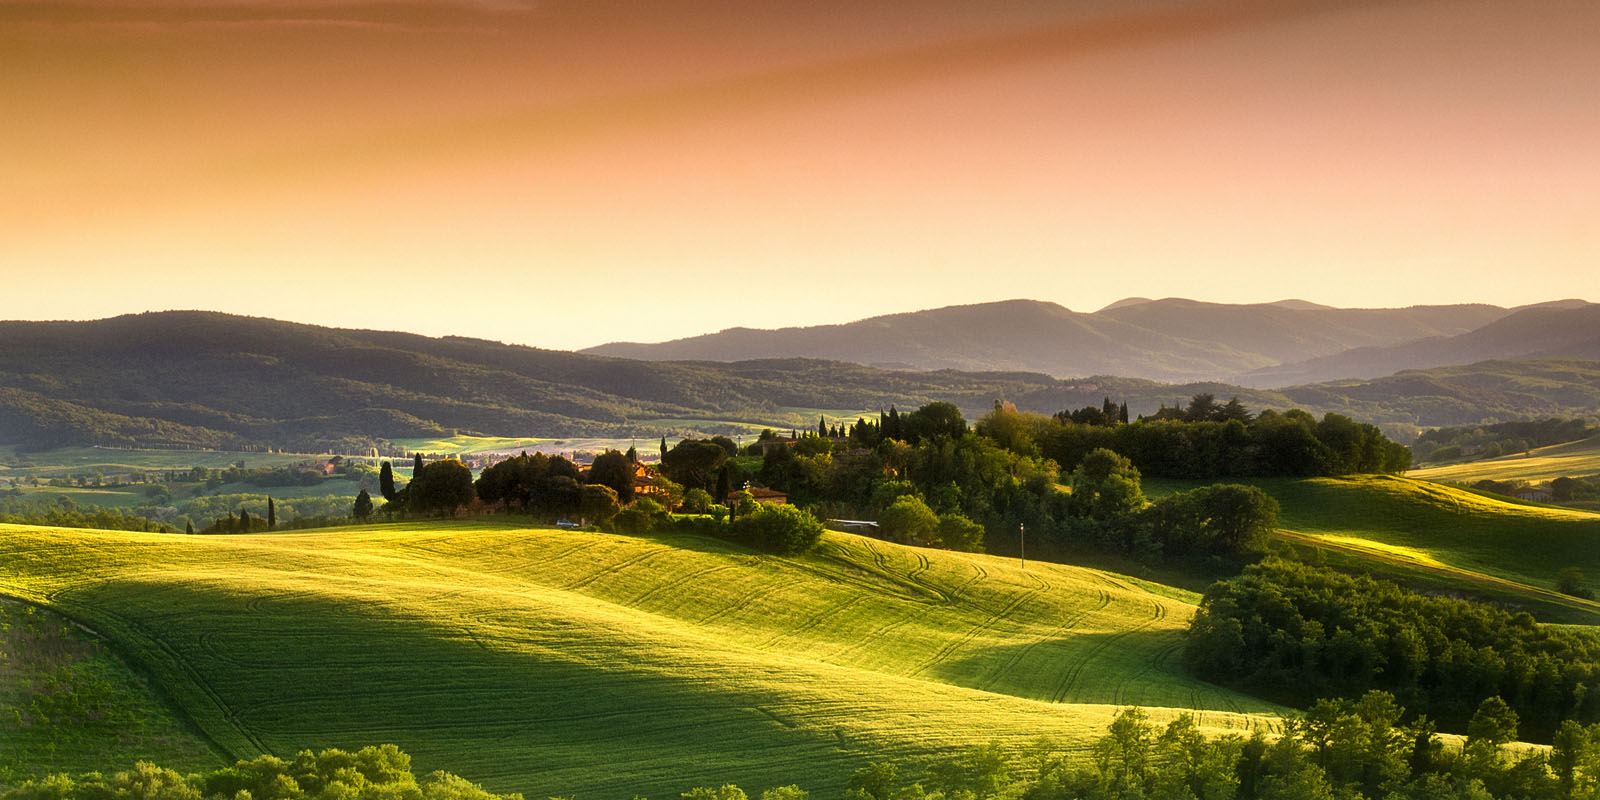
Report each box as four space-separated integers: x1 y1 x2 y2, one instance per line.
1147 475 1600 623
0 522 1278 797
0 446 327 478
1410 435 1600 484
0 598 216 782
385 436 555 455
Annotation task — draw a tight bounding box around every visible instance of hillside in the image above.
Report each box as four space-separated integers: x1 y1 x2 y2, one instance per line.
0 523 1278 796
1244 302 1600 386
1411 435 1600 485
5 313 1600 453
1147 475 1600 622
586 299 1510 383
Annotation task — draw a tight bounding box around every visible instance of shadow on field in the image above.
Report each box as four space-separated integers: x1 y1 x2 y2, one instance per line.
926 627 1279 715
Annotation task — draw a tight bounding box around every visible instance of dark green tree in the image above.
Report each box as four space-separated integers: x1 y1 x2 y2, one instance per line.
588 449 635 504
266 497 276 530
237 509 251 533
661 439 730 492
625 445 638 463
407 459 474 516
185 520 194 535
715 465 733 506
379 461 397 501
353 489 374 521
413 452 425 475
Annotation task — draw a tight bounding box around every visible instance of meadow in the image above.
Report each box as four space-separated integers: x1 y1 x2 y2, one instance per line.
1411 435 1600 485
0 522 1279 798
1146 475 1600 623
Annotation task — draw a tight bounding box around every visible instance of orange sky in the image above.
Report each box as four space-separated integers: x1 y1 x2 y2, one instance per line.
2 0 1596 349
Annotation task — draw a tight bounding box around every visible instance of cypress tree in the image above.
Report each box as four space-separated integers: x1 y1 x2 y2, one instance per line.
715 465 732 506
413 453 425 475
353 489 374 521
625 445 638 463
237 510 251 533
1102 396 1116 417
267 497 276 531
185 520 195 535
379 461 397 501
818 416 828 437
1119 402 1130 424
660 436 668 460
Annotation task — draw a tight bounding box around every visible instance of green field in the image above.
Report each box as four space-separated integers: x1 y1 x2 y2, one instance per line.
0 598 216 780
0 522 1277 797
0 447 327 478
1411 435 1600 484
1148 475 1600 622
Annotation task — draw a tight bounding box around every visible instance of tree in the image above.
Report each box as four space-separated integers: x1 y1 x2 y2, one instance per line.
1218 397 1254 422
1467 697 1519 747
237 509 252 533
1185 393 1221 422
660 436 668 460
819 415 829 437
185 520 195 535
407 459 474 516
729 503 824 554
1557 567 1595 599
879 495 939 544
661 439 730 492
579 484 621 527
413 453 425 475
379 461 398 502
936 514 985 552
588 449 635 504
708 435 739 457
903 402 967 444
682 488 713 514
625 445 638 463
714 465 733 505
353 489 374 521
266 497 276 530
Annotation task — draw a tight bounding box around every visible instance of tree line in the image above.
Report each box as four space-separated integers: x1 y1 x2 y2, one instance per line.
12 703 1600 800
976 396 1411 480
1186 558 1600 742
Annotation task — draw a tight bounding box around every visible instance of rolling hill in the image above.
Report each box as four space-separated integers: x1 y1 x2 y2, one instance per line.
1146 475 1600 623
585 298 1514 383
0 522 1279 796
4 312 1599 453
1410 435 1600 486
1243 302 1600 386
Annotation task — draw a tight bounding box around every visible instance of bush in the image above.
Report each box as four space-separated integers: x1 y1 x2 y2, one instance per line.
729 504 824 555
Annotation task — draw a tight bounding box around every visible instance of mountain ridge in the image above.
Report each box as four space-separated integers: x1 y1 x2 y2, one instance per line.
584 297 1535 383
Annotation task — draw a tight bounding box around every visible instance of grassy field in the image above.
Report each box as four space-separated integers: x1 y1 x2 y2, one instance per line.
0 447 324 478
1411 435 1600 484
1148 475 1600 622
0 598 216 781
0 522 1277 797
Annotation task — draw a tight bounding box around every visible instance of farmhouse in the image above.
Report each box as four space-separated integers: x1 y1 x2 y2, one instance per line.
1513 485 1553 503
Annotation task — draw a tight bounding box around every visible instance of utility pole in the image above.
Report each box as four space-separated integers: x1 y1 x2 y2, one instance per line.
1019 523 1026 570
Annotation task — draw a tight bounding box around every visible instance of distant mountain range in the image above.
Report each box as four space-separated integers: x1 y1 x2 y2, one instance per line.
2 311 1598 452
585 298 1596 386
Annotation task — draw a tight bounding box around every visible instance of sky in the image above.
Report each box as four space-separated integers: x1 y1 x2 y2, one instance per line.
3 0 1597 350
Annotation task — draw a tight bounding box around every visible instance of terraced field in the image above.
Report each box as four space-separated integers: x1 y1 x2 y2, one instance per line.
0 522 1277 797
1411 435 1600 485
1148 475 1600 622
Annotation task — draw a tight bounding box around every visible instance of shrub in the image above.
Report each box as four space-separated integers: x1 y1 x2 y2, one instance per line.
729 504 824 555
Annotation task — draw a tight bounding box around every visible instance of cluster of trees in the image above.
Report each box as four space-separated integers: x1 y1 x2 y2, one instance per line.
0 495 175 533
978 399 1411 480
21 703 1600 800
1053 397 1131 427
1058 449 1279 561
0 746 518 800
1415 418 1595 463
1186 559 1600 740
1021 698 1600 800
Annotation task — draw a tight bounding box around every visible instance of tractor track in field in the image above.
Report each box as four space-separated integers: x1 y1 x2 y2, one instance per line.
627 563 738 608
906 571 1053 679
976 582 1112 694
1049 596 1168 705
561 546 674 592
756 593 869 649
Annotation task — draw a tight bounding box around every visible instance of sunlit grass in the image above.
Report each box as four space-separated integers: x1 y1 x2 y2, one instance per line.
0 522 1278 797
